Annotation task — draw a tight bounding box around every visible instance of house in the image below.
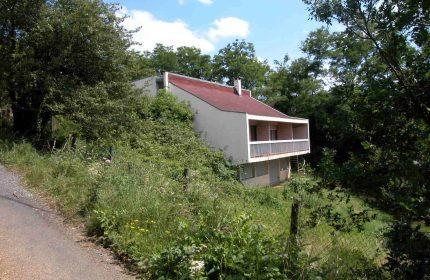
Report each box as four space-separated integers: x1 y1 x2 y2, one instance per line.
134 72 310 186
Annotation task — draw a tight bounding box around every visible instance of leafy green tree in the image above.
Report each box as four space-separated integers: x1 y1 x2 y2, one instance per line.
0 0 45 135
128 51 156 80
303 0 430 124
0 0 137 142
298 1 430 277
265 55 325 109
145 44 179 75
176 46 213 80
213 39 270 89
149 89 194 124
139 44 213 80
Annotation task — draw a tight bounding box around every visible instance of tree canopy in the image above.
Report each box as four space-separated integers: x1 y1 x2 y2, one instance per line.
270 1 430 277
132 40 271 90
213 39 270 89
0 0 140 142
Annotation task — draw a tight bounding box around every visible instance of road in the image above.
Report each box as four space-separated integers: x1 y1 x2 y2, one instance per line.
0 165 135 280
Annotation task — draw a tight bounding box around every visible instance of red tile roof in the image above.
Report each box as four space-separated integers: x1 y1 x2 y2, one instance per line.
168 73 295 119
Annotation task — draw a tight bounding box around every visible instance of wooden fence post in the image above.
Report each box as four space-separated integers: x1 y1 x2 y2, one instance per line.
183 168 189 191
290 199 300 238
108 146 115 161
287 198 301 276
71 134 77 150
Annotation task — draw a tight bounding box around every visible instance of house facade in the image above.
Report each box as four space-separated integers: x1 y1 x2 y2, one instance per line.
134 72 310 186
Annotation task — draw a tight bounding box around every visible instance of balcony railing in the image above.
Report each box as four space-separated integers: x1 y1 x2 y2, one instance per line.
250 139 310 158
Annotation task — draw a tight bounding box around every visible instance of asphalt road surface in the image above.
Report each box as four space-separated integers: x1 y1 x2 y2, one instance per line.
0 165 135 280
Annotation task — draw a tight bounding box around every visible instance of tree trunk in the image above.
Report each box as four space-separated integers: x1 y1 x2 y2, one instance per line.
11 105 39 138
290 199 300 238
10 86 50 145
39 109 53 145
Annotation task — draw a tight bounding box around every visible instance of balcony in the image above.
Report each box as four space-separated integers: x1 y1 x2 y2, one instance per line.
248 119 310 159
250 139 310 158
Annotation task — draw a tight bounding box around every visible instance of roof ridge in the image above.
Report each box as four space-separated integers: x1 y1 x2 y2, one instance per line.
167 72 251 93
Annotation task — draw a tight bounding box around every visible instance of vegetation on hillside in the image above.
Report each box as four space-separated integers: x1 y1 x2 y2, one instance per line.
1 0 429 278
0 91 390 278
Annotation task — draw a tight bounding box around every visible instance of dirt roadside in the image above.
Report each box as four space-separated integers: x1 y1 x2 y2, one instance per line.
0 165 135 280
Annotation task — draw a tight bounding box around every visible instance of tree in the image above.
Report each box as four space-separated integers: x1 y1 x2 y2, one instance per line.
213 39 270 89
176 46 212 80
128 51 156 81
0 0 137 142
299 1 430 277
303 0 430 124
265 55 325 106
140 44 213 80
145 44 179 75
0 0 45 135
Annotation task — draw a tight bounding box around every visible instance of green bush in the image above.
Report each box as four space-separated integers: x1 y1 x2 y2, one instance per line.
150 89 194 124
147 214 297 279
0 91 392 279
385 221 430 279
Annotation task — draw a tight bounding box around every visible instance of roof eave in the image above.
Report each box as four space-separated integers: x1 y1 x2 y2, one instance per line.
247 114 309 124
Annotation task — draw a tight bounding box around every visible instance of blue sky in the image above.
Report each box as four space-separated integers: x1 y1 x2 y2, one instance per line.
110 0 327 64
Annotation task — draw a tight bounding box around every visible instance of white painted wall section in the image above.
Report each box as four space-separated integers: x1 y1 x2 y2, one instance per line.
169 83 249 164
133 77 158 97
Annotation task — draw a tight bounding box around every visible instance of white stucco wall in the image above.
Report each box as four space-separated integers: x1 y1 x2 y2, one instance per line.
242 157 291 187
168 83 249 164
242 173 270 187
133 77 158 97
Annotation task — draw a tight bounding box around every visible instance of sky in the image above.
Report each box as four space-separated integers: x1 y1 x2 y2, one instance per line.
110 0 329 64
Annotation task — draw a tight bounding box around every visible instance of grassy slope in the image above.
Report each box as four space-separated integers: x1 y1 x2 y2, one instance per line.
0 140 391 278
0 92 392 277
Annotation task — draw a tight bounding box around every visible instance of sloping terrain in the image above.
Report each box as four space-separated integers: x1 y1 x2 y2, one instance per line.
0 165 134 280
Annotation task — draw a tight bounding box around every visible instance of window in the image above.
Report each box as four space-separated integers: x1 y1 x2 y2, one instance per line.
255 161 268 176
250 125 257 141
240 164 255 180
280 158 289 171
270 128 278 140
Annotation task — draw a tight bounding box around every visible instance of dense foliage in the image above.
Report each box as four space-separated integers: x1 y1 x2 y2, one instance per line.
131 39 271 89
0 0 138 143
265 1 430 278
0 93 389 278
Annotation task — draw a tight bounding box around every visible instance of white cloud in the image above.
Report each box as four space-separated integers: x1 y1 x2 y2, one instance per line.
207 17 250 42
178 0 213 5
120 8 250 54
123 10 215 53
198 0 213 4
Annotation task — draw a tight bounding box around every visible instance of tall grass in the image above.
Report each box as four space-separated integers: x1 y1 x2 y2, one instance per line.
0 93 392 278
0 138 392 278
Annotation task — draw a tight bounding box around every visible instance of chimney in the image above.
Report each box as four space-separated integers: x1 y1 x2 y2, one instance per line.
234 78 242 96
163 71 169 90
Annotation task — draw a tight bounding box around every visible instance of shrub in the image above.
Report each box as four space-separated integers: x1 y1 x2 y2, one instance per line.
150 89 194 124
0 91 390 279
147 213 300 279
385 221 430 279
